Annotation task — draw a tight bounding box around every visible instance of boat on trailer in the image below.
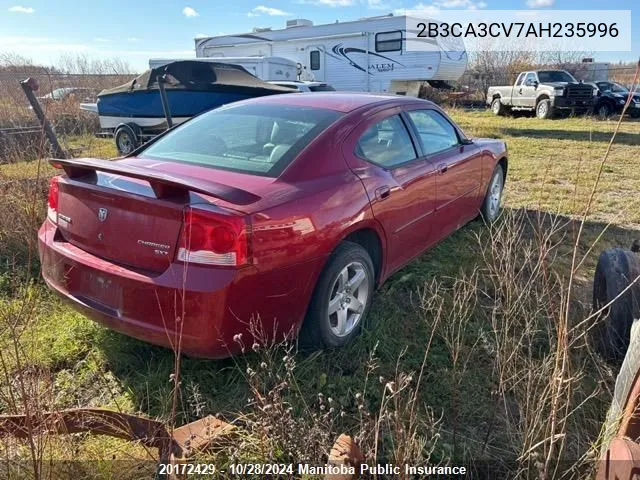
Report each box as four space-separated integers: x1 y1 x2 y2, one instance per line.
94 60 292 154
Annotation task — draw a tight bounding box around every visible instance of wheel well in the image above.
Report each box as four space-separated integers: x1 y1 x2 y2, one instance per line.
491 94 501 101
536 94 550 105
343 229 383 284
498 157 508 180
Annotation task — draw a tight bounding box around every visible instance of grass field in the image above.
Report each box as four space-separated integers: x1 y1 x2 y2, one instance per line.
1 110 639 477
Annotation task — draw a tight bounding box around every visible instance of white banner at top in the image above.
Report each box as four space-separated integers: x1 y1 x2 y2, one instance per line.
404 10 632 52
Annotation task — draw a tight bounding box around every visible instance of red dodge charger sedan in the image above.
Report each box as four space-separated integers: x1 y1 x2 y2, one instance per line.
39 93 507 358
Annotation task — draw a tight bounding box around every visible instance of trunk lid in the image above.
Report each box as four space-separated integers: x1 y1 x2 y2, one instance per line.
57 175 185 273
52 157 262 273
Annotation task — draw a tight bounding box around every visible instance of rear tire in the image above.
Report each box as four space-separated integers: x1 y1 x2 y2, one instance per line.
491 97 507 116
480 165 505 223
299 242 375 350
536 99 554 119
114 124 138 156
591 248 640 364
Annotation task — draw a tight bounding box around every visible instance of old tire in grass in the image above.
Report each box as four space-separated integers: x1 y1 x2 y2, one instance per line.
480 164 505 223
299 241 375 350
536 99 555 119
491 97 508 116
591 248 640 364
114 124 138 156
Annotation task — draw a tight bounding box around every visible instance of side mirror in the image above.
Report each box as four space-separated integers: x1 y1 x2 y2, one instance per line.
460 138 473 145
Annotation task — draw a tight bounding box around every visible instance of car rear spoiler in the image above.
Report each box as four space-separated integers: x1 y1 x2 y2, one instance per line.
49 158 261 206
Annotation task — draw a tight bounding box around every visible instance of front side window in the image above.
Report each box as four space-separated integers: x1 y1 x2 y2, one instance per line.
356 115 416 168
406 110 459 155
537 70 576 83
376 31 402 53
310 51 320 71
524 73 537 86
142 104 341 177
515 73 525 86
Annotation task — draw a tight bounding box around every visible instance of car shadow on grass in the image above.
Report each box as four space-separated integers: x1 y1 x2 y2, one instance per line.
95 207 640 461
500 128 640 145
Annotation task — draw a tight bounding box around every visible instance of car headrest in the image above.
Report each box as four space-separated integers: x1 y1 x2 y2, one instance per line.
270 121 300 145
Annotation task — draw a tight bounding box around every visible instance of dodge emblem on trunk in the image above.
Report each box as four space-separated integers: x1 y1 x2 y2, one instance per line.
98 208 108 222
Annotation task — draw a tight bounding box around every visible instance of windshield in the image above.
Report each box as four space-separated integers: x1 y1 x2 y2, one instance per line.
309 84 336 92
599 82 629 93
537 71 576 83
142 103 342 177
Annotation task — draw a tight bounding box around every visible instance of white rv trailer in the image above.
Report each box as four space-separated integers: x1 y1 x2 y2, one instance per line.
148 56 297 81
195 15 467 95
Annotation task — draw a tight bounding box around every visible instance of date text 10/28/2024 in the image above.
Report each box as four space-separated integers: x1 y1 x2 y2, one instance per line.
157 463 468 476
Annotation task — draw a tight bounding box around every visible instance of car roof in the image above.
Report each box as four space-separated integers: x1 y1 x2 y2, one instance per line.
242 92 431 113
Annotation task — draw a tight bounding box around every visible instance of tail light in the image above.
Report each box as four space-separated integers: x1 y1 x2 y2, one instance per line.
177 207 249 266
47 176 60 223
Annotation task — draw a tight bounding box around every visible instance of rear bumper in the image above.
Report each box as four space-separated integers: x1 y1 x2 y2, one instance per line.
38 220 321 358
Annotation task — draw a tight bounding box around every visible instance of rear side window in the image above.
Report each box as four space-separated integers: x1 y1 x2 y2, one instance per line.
376 31 402 52
356 115 416 168
406 110 459 155
142 104 341 177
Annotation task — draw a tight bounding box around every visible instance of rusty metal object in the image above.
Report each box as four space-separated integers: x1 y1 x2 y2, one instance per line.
170 415 235 460
597 437 640 480
0 408 234 477
19 77 67 159
326 434 364 480
598 369 640 479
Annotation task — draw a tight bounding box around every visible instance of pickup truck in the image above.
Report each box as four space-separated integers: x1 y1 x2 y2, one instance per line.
486 70 596 119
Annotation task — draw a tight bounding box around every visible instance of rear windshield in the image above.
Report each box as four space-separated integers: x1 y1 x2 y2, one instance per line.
309 84 336 92
142 103 341 177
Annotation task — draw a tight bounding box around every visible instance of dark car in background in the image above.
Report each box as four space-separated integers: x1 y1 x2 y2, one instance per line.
589 81 640 118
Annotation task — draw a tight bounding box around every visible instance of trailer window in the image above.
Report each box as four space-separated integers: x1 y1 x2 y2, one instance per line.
310 51 320 71
376 31 402 53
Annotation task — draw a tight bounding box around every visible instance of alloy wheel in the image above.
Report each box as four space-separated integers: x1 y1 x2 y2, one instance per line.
488 172 503 219
327 261 370 337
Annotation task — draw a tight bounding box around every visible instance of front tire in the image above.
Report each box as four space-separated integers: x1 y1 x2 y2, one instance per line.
536 99 554 119
299 242 375 350
480 165 505 223
597 102 612 119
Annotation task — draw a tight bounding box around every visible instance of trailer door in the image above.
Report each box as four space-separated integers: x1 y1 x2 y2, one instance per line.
305 46 326 81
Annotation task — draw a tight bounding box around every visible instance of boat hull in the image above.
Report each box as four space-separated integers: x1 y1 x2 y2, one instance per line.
96 89 260 131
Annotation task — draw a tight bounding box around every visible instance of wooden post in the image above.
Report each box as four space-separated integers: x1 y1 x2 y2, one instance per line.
19 77 67 159
158 75 173 129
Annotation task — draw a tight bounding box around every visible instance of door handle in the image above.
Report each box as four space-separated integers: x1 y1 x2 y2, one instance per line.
437 163 448 174
375 186 391 200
